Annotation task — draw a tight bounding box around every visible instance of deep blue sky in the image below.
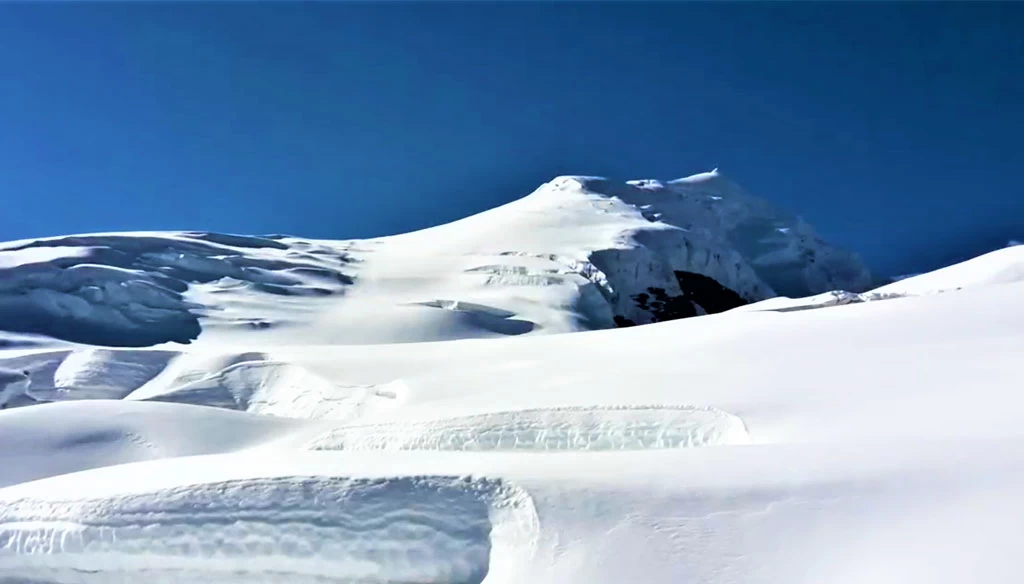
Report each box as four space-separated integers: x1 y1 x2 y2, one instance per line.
1 2 1021 277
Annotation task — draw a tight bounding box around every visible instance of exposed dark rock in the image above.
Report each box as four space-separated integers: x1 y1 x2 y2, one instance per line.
631 286 699 322
672 270 748 314
626 270 748 325
613 315 637 328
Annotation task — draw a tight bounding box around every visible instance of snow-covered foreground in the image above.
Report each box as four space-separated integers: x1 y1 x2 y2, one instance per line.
2 173 1024 582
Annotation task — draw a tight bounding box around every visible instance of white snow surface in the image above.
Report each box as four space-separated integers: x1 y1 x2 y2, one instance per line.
872 244 1024 296
1 171 1022 583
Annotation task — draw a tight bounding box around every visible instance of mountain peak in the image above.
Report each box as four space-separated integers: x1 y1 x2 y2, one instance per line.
670 168 722 183
0 170 872 347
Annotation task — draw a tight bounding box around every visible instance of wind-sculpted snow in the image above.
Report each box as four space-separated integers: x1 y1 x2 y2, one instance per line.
0 348 399 421
0 475 539 584
0 348 206 405
140 360 396 420
0 348 179 407
308 406 750 452
42 348 178 401
0 232 352 347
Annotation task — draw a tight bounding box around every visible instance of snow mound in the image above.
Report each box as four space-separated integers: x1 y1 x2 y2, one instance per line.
0 400 307 488
44 348 178 401
0 232 352 347
140 360 394 421
872 245 1024 296
0 348 400 421
0 348 206 405
307 405 749 452
0 475 539 584
0 348 180 406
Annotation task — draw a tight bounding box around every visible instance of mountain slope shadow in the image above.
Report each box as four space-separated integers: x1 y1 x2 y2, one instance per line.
616 270 748 326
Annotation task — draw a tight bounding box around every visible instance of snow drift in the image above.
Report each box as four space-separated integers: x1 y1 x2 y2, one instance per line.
0 474 539 584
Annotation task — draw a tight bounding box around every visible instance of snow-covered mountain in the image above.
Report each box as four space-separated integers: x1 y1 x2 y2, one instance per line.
1 172 1022 584
0 170 871 347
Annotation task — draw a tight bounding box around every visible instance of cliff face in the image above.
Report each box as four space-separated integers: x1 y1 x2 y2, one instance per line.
533 172 872 326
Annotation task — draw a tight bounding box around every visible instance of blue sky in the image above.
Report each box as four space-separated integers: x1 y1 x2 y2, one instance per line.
0 2 1021 278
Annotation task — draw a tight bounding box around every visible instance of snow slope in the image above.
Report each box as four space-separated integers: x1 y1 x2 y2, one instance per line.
0 400 314 488
1 172 1022 583
733 244 1024 314
872 244 1024 296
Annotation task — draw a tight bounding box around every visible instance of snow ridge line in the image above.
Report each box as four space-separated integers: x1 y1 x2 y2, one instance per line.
308 405 750 452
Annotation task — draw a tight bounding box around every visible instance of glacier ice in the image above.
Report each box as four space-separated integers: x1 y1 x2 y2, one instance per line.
0 232 353 346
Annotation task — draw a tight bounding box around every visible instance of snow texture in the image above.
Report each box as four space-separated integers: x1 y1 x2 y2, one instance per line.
0 170 1021 584
0 475 539 584
307 406 750 452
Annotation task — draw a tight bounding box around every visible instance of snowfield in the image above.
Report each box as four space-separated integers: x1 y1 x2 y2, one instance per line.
1 171 1022 583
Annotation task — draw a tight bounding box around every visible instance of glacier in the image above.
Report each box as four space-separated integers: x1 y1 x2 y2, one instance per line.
0 232 353 346
1 171 1023 584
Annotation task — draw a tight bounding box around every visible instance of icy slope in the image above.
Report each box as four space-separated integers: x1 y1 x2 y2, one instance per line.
0 171 871 347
